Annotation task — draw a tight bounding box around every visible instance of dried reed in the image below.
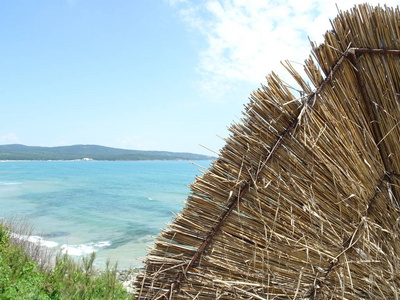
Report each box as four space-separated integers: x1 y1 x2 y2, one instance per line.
136 4 400 299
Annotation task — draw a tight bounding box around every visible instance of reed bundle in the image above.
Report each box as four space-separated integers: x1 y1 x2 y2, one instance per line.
136 4 400 299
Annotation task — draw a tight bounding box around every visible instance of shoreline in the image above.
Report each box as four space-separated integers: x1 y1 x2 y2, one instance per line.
115 268 141 294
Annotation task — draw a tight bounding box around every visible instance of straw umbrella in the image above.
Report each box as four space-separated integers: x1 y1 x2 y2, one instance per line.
136 4 400 299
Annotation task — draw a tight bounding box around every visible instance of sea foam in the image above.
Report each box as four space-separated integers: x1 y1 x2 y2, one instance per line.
11 233 59 248
60 241 112 256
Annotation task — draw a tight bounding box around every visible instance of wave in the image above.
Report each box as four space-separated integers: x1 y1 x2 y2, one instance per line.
11 233 58 248
60 241 112 256
11 233 112 256
0 181 22 185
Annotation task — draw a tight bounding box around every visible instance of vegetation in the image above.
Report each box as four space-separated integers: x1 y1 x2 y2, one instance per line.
0 221 132 300
0 144 215 161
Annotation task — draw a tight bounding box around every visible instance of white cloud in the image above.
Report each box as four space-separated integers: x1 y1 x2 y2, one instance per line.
0 133 20 144
171 0 400 95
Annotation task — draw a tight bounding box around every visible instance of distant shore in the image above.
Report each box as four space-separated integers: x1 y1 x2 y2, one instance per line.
0 144 216 161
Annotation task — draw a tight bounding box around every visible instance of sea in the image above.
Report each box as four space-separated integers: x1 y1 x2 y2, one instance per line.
0 160 211 270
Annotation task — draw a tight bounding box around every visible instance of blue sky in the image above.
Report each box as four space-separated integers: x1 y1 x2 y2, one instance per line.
0 0 396 155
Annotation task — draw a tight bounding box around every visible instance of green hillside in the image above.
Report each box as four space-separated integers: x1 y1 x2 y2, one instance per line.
0 144 215 161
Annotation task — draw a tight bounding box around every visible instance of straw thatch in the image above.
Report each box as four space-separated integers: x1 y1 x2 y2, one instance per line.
135 4 400 299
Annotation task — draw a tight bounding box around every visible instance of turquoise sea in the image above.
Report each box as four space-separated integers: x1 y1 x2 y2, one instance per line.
0 160 210 269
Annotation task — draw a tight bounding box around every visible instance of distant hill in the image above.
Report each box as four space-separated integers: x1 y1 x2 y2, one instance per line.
0 144 215 161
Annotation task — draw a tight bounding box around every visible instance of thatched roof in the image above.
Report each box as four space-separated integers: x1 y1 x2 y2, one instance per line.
135 4 400 299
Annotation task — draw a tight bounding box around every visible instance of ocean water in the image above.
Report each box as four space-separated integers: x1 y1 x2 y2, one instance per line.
0 160 210 269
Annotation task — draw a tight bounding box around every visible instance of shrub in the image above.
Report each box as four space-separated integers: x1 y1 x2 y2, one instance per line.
0 221 132 300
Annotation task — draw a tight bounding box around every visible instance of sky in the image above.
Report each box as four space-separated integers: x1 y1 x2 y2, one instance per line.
1 0 398 155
